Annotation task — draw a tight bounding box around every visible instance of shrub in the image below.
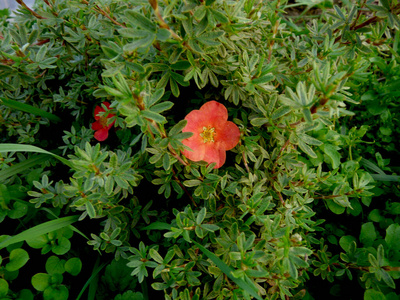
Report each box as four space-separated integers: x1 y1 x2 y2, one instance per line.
1 0 399 299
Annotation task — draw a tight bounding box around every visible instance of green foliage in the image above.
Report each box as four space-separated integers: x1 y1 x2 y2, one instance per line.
0 0 400 299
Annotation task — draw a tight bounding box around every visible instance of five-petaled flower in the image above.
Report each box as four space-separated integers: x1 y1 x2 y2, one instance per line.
91 101 115 141
181 101 240 169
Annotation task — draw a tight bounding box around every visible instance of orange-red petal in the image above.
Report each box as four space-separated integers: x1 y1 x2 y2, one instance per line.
215 121 241 150
91 120 103 131
94 128 109 141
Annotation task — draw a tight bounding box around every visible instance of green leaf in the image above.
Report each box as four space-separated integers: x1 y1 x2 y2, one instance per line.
360 222 376 246
65 258 82 276
252 73 274 84
1 97 61 123
141 222 172 231
52 237 71 255
250 118 268 126
125 11 156 32
364 289 386 300
141 110 166 123
298 140 317 158
150 101 174 114
339 235 357 252
0 278 8 298
169 120 187 136
123 33 156 51
271 106 291 120
321 144 341 169
0 215 79 249
46 256 65 275
148 88 165 107
196 207 206 224
183 180 202 187
326 199 346 214
0 154 48 182
31 273 51 291
86 201 96 218
385 224 400 250
192 240 262 300
43 285 69 300
283 257 298 279
5 248 29 272
0 144 71 168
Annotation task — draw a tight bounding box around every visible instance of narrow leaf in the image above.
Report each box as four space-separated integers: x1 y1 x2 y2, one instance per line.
1 97 61 123
192 240 262 300
0 215 79 249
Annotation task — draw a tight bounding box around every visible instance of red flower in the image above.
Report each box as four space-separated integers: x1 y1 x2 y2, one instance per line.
91 102 115 141
182 101 240 169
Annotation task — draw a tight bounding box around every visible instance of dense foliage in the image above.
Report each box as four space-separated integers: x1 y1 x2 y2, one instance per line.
1 0 400 299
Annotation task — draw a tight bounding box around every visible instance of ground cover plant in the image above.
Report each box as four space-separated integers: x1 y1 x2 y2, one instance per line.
0 0 400 299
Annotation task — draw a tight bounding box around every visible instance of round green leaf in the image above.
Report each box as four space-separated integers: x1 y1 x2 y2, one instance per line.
50 273 63 285
64 257 82 276
5 248 29 272
52 237 71 255
0 278 9 297
360 222 376 246
43 285 69 300
326 200 345 214
385 223 400 250
16 289 34 300
339 235 357 252
31 273 51 291
45 256 65 275
26 234 48 249
364 289 385 300
8 202 28 219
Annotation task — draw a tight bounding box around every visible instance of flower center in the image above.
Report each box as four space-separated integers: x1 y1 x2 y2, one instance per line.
99 116 108 127
200 126 216 143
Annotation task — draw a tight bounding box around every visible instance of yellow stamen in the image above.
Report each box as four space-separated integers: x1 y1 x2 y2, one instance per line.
200 126 216 143
99 116 108 127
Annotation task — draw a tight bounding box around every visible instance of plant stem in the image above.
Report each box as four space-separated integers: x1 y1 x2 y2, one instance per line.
81 0 126 27
15 0 45 19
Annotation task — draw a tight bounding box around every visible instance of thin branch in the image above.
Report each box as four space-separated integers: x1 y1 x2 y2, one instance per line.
81 0 126 28
15 0 46 19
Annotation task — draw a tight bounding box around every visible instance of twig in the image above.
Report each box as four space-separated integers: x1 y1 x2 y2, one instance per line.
15 0 46 19
148 0 182 42
172 168 197 207
268 0 281 62
272 139 290 173
81 0 126 28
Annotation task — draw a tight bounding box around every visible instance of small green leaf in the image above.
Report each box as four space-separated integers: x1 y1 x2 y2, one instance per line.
360 222 376 246
142 222 172 231
141 110 166 123
271 106 291 120
364 289 386 300
385 224 400 250
43 285 69 300
321 144 341 169
192 240 263 300
250 118 268 126
65 258 82 276
252 73 274 84
5 248 29 272
339 236 357 252
45 256 65 275
125 11 156 32
31 273 51 291
298 140 317 158
1 97 61 123
0 278 9 297
196 207 206 225
0 215 79 249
